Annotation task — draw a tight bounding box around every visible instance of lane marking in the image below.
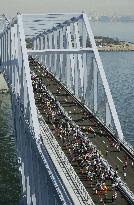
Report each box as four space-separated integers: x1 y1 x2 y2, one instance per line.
117 157 123 163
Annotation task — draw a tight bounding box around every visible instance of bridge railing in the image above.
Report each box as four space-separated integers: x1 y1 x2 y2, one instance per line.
0 14 40 140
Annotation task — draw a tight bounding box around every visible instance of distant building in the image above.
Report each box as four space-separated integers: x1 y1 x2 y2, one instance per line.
98 16 110 22
90 15 134 22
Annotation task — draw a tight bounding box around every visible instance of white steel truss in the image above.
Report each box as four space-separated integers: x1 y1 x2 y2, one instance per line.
30 13 124 141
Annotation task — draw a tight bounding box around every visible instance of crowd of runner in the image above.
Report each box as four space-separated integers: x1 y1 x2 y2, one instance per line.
30 62 123 204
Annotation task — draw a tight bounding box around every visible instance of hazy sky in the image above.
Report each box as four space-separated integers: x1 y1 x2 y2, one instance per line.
0 0 134 17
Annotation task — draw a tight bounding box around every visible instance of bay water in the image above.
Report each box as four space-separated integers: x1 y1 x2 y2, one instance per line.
90 21 134 146
0 94 20 204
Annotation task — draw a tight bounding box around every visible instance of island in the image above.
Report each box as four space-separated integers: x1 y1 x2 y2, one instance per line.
95 36 134 51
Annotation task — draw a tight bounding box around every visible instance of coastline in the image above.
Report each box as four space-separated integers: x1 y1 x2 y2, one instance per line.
95 36 134 52
98 47 134 52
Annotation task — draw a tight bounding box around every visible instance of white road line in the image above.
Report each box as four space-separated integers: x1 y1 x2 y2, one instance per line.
117 157 123 163
102 141 105 144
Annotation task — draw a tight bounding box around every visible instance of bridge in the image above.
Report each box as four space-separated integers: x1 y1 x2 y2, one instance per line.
0 13 134 205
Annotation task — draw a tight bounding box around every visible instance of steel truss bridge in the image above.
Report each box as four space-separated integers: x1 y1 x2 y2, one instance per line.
0 13 134 205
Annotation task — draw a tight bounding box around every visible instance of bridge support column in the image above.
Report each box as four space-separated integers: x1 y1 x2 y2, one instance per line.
45 35 49 70
42 35 45 66
83 52 87 100
37 37 41 62
0 34 2 61
59 28 64 81
6 29 10 77
75 20 84 98
69 23 75 91
53 30 57 76
62 26 67 84
11 27 14 91
35 38 38 51
48 33 53 71
74 21 83 98
29 140 36 205
33 39 36 50
32 148 43 205
22 161 26 196
8 28 12 83
93 58 98 113
106 101 112 128
0 35 1 62
40 36 44 63
13 24 19 94
43 35 48 67
5 30 8 73
3 33 6 69
66 25 72 89
74 54 79 96
74 22 81 97
42 36 45 64
22 125 31 205
56 29 61 79
27 136 37 205
36 38 39 51
1 34 4 70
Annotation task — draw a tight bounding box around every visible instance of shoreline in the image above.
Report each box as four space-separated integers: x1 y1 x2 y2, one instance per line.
98 48 134 52
95 36 134 52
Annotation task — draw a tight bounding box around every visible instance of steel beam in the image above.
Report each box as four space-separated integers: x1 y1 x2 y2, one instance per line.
83 13 124 141
28 48 93 55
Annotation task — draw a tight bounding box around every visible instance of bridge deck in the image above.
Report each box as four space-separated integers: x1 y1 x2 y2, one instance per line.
29 58 134 205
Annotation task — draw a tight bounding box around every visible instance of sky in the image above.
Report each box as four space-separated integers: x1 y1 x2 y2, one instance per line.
0 0 134 17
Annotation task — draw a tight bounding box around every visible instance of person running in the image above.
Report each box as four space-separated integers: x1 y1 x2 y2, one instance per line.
124 172 127 180
105 150 108 156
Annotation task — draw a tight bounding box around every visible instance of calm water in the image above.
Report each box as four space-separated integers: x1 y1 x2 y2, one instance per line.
91 21 134 43
0 94 20 204
90 21 134 145
0 21 134 204
100 51 134 146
